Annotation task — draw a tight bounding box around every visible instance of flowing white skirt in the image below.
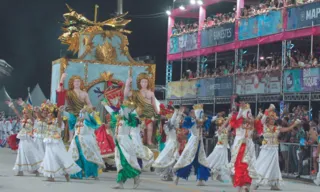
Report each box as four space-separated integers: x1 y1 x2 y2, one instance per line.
33 137 45 158
153 139 179 177
206 144 230 181
39 139 81 178
130 131 154 169
253 145 283 187
13 136 43 173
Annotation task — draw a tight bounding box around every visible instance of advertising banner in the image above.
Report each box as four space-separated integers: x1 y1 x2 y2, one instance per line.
197 76 233 97
236 71 281 95
284 68 320 92
239 10 283 40
287 2 320 30
169 32 197 54
201 23 235 48
167 80 197 99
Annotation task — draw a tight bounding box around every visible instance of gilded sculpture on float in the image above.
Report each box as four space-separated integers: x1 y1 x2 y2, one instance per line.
95 41 117 63
59 3 131 55
124 71 159 148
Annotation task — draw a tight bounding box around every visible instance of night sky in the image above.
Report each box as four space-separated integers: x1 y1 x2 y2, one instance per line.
0 0 172 99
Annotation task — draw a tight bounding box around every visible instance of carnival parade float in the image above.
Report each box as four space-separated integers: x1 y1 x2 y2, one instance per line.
51 5 161 164
51 4 156 108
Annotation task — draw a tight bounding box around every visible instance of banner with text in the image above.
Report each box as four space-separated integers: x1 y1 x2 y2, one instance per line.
197 76 233 97
239 10 283 40
287 2 320 30
236 71 281 95
169 32 198 54
167 80 197 99
283 68 320 92
201 23 235 48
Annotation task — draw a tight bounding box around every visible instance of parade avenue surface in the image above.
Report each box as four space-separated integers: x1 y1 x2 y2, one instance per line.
0 149 319 192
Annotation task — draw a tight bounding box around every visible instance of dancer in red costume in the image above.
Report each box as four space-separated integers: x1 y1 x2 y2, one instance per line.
95 84 124 171
228 95 259 192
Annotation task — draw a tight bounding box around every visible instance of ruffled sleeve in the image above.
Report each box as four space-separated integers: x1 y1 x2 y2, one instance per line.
229 113 243 129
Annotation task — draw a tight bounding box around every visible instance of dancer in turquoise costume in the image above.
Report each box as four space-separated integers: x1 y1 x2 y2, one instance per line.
173 104 211 186
68 106 105 179
104 101 141 189
57 73 93 143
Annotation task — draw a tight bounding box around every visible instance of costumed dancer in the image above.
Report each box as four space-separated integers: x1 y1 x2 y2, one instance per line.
97 86 124 171
39 103 81 182
56 73 92 142
253 104 301 190
206 114 231 183
6 99 42 176
106 101 141 189
173 104 211 186
32 102 49 157
228 96 259 192
68 106 105 179
152 106 184 181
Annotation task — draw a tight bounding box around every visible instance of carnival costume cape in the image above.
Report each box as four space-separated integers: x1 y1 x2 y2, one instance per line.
130 125 154 169
206 116 231 182
39 120 81 177
13 119 43 173
227 106 259 187
108 104 141 183
173 106 211 181
69 111 105 179
153 109 182 176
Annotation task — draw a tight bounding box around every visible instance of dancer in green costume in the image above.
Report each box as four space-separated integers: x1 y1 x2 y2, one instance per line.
103 100 141 189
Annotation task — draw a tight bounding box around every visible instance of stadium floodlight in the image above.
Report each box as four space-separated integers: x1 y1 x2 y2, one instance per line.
166 10 171 15
190 0 196 5
179 5 186 10
197 0 203 5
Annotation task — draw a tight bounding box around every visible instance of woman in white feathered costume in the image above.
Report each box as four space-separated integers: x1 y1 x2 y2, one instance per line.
33 102 50 157
68 106 105 179
153 106 184 181
39 103 81 182
105 101 141 190
206 114 231 183
7 99 43 177
173 104 211 186
253 104 300 190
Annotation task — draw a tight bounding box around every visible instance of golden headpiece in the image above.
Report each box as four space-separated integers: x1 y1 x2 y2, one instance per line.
47 103 58 113
22 104 33 114
137 73 151 90
68 75 85 90
193 104 203 110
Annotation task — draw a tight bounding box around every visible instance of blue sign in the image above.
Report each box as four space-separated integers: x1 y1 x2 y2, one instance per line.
169 32 197 54
287 1 320 30
197 77 233 97
239 10 283 40
201 23 235 48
